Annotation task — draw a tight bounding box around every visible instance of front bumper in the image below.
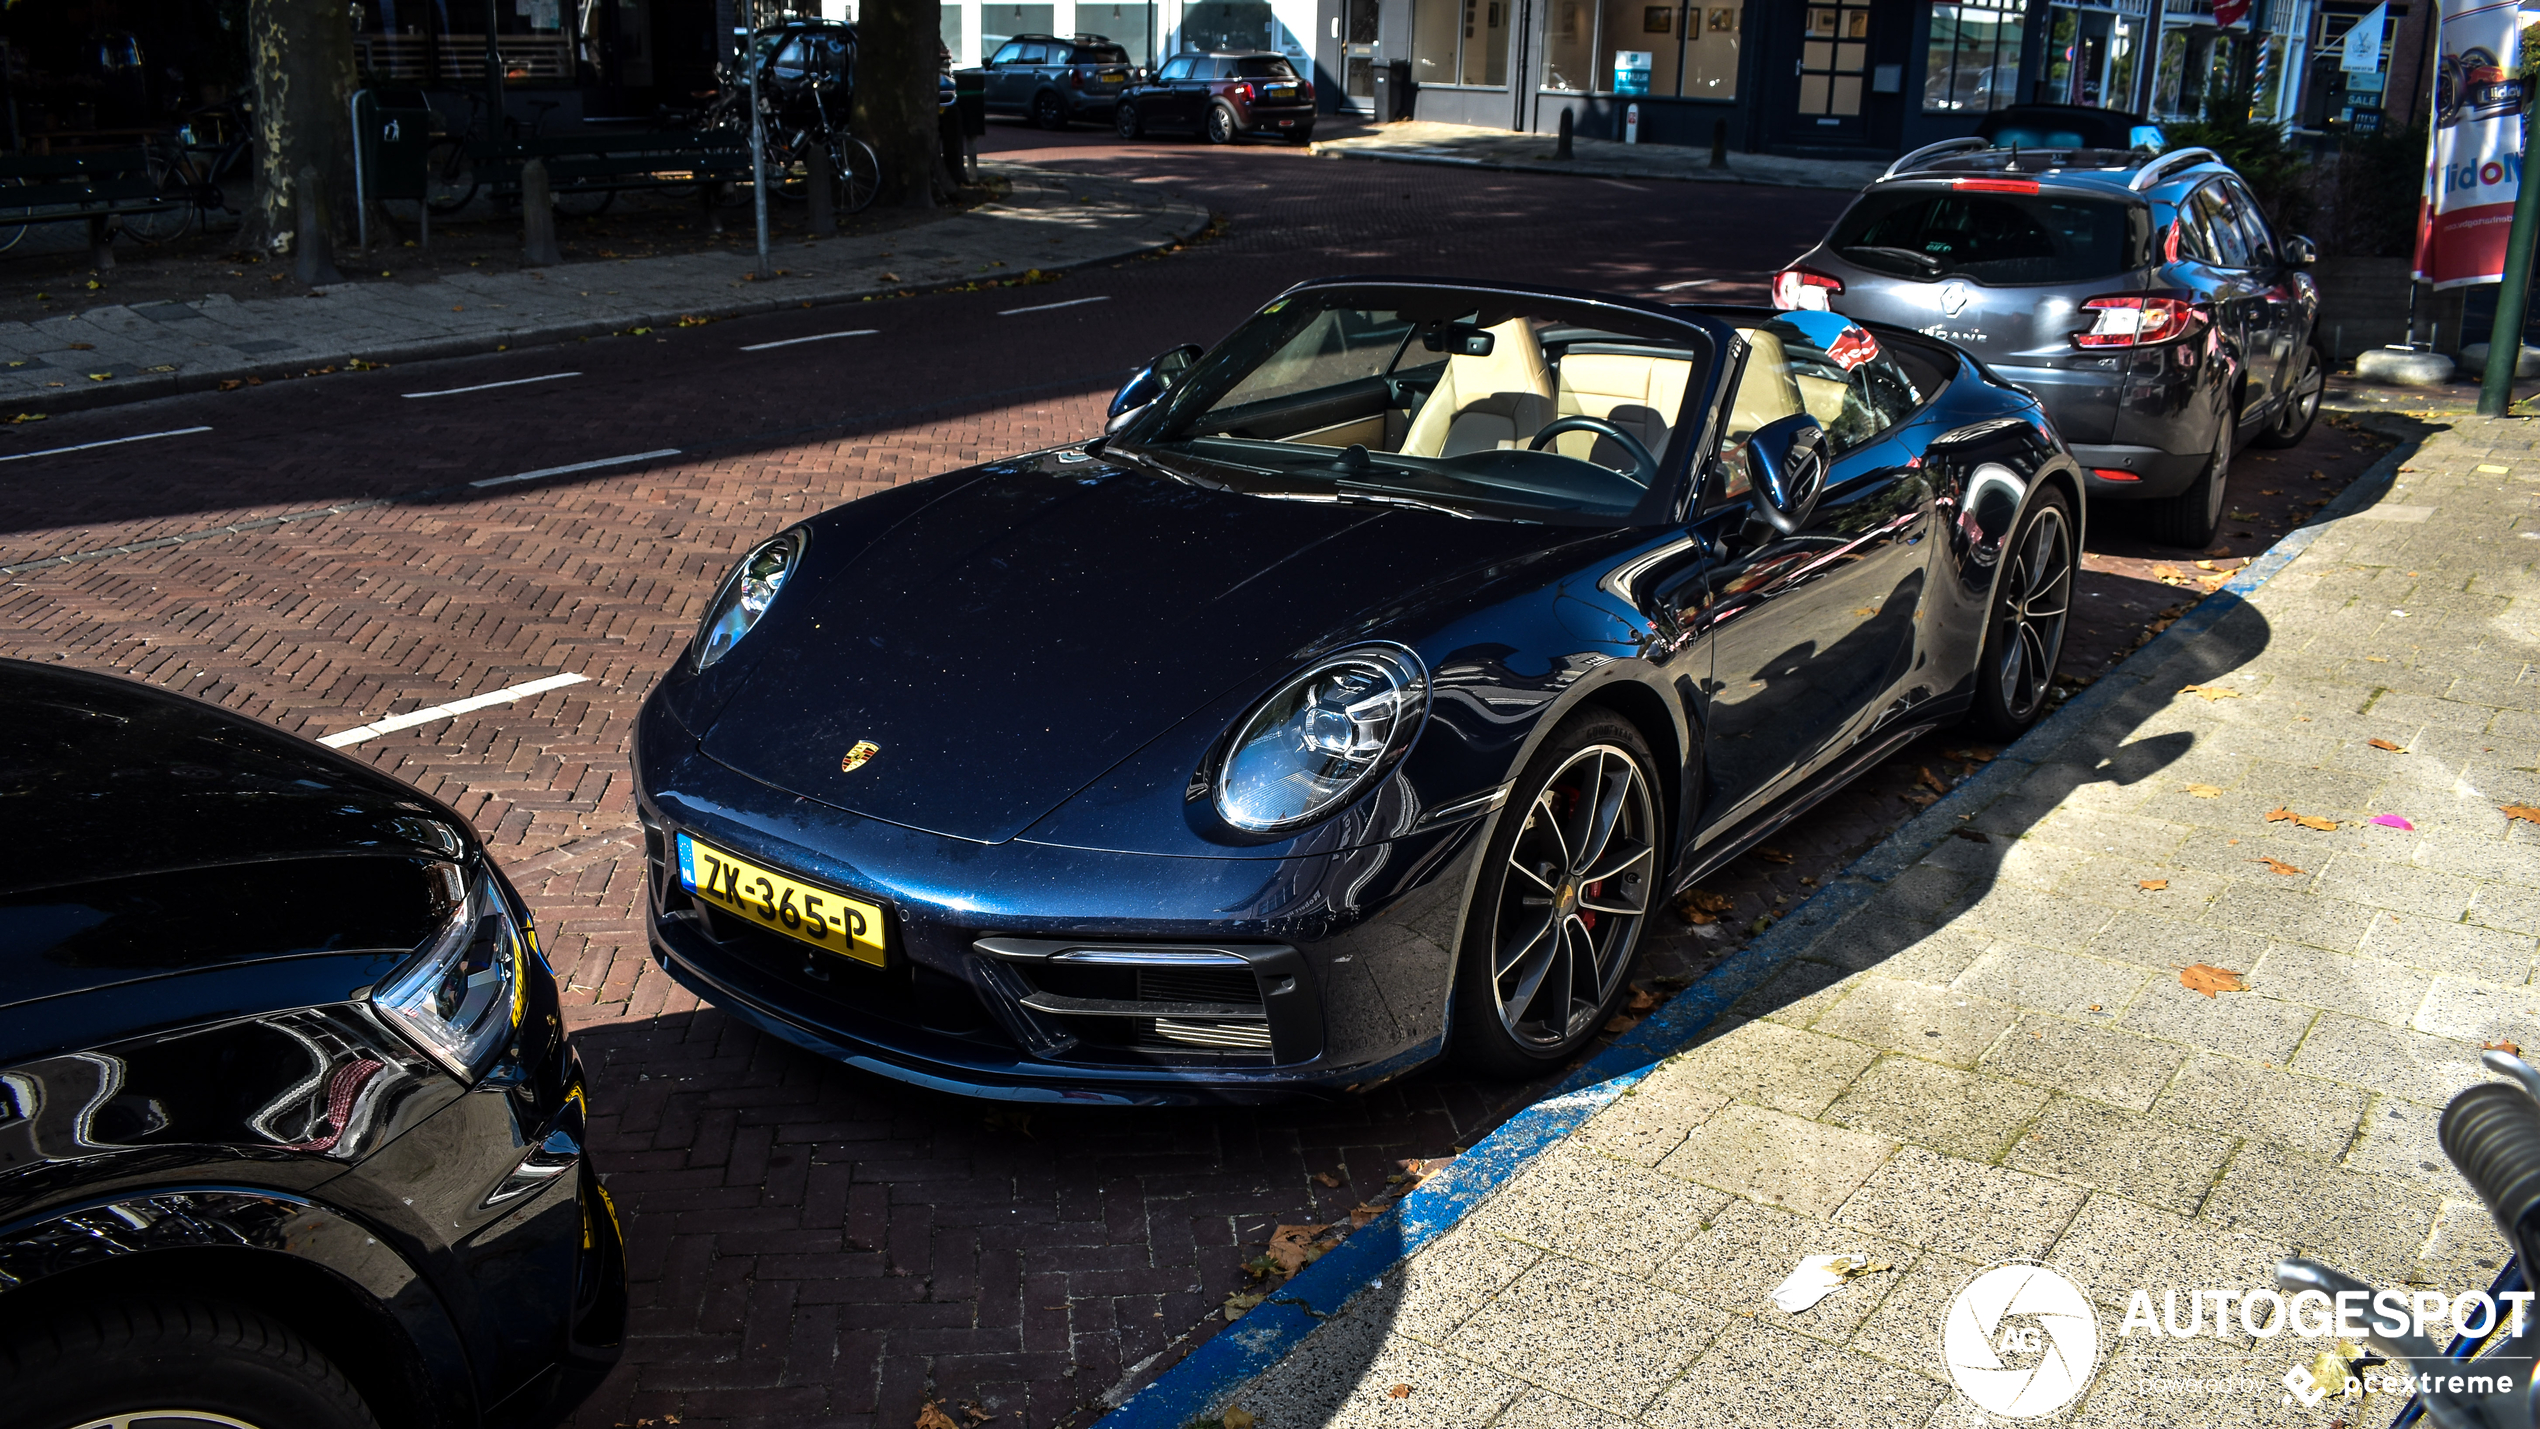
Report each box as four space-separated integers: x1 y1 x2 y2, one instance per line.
634 698 1483 1104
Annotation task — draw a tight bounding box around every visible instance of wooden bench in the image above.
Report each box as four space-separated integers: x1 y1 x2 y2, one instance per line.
469 128 755 203
0 148 180 268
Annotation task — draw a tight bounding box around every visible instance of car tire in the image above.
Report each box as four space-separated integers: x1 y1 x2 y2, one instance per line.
1116 101 1143 139
1033 90 1068 130
2146 420 2230 549
1288 124 1316 145
1450 710 1659 1080
2252 340 2326 449
1206 102 1240 144
1968 489 2076 741
4 1296 382 1429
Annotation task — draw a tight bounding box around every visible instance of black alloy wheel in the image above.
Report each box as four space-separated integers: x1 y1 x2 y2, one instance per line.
2147 419 2230 549
2253 341 2326 449
1452 711 1657 1077
1970 490 2075 739
1033 90 1068 130
5 1297 381 1429
1206 102 1240 144
1116 101 1143 139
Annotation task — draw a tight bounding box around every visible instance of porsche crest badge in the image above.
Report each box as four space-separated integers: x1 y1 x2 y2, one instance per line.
840 740 880 773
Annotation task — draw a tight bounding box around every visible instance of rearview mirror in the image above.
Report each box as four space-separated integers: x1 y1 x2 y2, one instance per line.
1420 321 1496 357
1743 413 1829 536
1106 342 1203 433
2281 233 2317 268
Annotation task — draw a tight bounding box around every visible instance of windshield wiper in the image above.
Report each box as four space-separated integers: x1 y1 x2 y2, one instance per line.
1334 481 1486 519
1842 245 1945 276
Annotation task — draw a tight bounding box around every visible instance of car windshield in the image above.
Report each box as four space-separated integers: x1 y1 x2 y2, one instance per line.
1236 56 1299 78
1830 189 2151 284
1122 289 1713 525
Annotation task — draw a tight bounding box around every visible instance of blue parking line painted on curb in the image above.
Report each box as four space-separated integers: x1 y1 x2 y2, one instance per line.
1093 421 2426 1429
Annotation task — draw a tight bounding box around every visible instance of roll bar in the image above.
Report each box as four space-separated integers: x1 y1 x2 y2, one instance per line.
2129 146 2221 191
1880 137 1989 180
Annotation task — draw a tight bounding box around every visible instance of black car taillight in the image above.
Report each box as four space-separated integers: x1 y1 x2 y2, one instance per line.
1770 266 1842 312
1070 66 1085 89
1231 80 1255 102
2072 293 2207 349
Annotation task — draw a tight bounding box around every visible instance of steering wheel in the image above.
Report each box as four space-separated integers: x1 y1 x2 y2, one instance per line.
1528 415 1659 486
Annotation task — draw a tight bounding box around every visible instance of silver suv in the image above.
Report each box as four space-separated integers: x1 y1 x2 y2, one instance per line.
1773 136 2323 547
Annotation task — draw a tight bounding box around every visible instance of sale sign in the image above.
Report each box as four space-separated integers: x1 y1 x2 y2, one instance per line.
2415 0 2529 289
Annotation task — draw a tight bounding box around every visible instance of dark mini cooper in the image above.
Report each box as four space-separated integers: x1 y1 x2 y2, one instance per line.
0 660 623 1428
632 277 2085 1103
1775 138 2322 548
1117 51 1316 144
974 32 1134 129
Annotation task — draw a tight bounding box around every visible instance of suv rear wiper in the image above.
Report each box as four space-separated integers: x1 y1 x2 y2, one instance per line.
1841 245 1945 276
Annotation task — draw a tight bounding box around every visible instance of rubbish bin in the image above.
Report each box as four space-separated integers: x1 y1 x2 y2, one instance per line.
358 89 433 202
1373 60 1414 122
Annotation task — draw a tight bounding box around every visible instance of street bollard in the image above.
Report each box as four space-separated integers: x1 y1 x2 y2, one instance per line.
520 158 563 266
1711 118 1727 169
1555 107 1573 161
807 137 836 238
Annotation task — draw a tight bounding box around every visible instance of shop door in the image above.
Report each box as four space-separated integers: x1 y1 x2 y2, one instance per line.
2047 5 2115 106
1345 0 1380 109
1794 2 1873 141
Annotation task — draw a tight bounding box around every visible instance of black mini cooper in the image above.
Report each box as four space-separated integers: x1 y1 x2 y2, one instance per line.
0 659 623 1429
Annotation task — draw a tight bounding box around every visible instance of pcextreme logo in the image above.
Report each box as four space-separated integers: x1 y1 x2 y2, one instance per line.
1942 1264 2102 1418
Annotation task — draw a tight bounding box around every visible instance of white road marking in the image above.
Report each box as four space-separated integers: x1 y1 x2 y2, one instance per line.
471 448 681 488
998 295 1111 317
1653 278 1717 291
740 328 881 351
403 372 581 398
320 672 591 748
0 425 211 462
1595 178 1649 192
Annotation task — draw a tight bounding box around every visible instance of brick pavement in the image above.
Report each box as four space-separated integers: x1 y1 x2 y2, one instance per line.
0 139 2371 1429
1200 413 2540 1428
1307 121 1889 190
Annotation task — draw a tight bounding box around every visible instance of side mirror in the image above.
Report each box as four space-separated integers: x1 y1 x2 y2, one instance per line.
1743 413 1828 536
2281 233 2317 268
2128 123 2166 153
1106 342 1203 433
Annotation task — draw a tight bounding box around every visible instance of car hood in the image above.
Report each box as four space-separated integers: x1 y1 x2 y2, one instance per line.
695 457 1555 843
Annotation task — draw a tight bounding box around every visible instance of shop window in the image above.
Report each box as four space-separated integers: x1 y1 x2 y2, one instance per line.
981 4 1055 58
1541 2 1734 99
1411 0 1504 87
2152 27 2236 120
1798 3 1871 117
1596 0 1678 99
1080 3 1156 67
1183 1 1276 54
940 4 963 64
1684 4 1737 98
1924 0 2022 113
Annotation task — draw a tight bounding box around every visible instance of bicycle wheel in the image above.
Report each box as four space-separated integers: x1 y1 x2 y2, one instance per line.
0 175 30 253
837 135 879 215
120 145 198 244
423 138 477 215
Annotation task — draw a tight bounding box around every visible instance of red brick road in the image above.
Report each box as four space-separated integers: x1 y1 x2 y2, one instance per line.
0 131 2350 1429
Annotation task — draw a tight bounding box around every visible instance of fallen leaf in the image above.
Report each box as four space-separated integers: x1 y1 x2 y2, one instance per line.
2368 738 2406 752
2185 783 2223 798
1602 1012 1643 1034
2152 563 2182 579
1851 606 1877 617
2258 489 2280 496
1221 1291 1266 1320
915 1403 959 1429
2180 684 2243 701
2505 806 2540 825
2369 815 2416 831
2195 559 2220 570
1350 1201 1388 1227
2487 1040 2524 1056
1387 1385 1413 1400
1674 888 1732 924
2267 807 2339 832
1625 985 1659 1012
2180 963 2247 997
1952 827 1991 843
1313 1172 1341 1188
2252 856 2306 876
1900 789 1939 808
2139 878 2168 891
1264 1224 1331 1275
1756 846 1794 864
1223 1410 1257 1429
1944 746 1999 763
1917 766 1948 794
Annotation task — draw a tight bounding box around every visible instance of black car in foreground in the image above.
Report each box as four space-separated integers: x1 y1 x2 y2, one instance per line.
0 661 624 1428
633 277 2084 1105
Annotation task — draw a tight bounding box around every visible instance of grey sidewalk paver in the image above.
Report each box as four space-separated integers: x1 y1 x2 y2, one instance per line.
0 163 1206 415
1205 416 2540 1427
1308 120 1889 191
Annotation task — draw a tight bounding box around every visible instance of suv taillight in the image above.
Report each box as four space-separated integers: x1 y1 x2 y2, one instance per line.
1771 267 1842 311
1070 67 1086 89
2072 294 2207 348
1231 80 1255 102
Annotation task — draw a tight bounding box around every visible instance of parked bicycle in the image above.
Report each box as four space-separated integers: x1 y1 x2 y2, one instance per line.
97 95 254 249
423 92 614 217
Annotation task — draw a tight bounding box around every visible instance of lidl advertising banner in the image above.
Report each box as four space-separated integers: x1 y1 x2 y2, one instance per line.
2416 0 2528 289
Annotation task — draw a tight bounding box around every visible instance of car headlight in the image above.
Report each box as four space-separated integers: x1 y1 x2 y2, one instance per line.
692 531 805 670
1215 645 1427 832
375 862 527 1080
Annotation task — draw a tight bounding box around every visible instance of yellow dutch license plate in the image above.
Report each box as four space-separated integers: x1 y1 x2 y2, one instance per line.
677 832 886 967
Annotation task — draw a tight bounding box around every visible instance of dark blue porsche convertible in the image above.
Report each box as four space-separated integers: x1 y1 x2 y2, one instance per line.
631 278 2082 1103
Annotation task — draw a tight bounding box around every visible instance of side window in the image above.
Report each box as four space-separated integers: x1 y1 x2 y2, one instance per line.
1156 56 1192 80
989 41 1028 65
2225 181 2277 268
1205 57 1236 79
1712 329 1807 502
1021 42 1055 64
2191 185 2250 268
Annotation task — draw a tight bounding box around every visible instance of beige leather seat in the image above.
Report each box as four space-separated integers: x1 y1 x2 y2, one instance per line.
1725 328 1805 442
1550 352 1694 471
1400 318 1555 459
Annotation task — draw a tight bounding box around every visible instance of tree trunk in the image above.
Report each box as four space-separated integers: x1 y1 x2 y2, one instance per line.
242 0 358 261
853 0 956 209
